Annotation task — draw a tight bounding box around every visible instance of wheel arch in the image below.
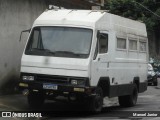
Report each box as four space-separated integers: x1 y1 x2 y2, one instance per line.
97 77 110 97
133 77 140 92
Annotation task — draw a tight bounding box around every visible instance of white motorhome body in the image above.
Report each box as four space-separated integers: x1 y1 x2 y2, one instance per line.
19 9 148 112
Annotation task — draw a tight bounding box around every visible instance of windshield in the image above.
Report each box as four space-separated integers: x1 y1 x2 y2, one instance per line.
25 27 93 58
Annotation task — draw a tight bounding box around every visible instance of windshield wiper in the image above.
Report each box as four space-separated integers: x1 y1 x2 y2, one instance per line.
29 49 88 58
30 48 55 55
53 51 82 57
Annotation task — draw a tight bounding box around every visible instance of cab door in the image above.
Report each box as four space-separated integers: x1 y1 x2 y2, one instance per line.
91 31 109 86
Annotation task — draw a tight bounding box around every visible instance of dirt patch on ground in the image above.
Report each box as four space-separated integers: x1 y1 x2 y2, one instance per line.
0 74 20 95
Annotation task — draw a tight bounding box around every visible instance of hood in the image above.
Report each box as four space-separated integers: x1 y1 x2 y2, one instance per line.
21 55 90 77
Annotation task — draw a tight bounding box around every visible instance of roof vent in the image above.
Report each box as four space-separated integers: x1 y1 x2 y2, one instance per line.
49 5 61 11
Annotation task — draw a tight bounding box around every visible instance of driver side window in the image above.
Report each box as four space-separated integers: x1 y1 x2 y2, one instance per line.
98 33 108 53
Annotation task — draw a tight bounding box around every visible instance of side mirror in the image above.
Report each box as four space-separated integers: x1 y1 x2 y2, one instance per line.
19 29 31 42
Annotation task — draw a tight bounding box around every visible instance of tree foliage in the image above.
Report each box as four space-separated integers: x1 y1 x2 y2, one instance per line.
105 0 160 30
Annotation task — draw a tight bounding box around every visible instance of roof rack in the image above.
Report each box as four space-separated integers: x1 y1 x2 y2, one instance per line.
46 5 109 13
91 10 109 13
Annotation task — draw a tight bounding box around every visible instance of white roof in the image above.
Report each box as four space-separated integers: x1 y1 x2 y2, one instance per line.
34 10 105 27
34 9 147 37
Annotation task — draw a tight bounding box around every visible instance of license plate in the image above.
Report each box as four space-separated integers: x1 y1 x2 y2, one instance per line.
43 83 58 90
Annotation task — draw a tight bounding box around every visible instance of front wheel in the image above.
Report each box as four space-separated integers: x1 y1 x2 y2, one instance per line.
87 87 103 113
28 91 45 109
118 84 138 107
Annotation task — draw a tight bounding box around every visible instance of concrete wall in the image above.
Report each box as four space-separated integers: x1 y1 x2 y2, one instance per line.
0 0 47 94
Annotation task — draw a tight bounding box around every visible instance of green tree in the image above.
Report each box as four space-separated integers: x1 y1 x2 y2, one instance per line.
105 0 160 30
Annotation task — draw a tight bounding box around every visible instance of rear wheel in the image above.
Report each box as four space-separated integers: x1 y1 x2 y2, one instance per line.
148 82 152 86
118 84 138 107
28 91 45 109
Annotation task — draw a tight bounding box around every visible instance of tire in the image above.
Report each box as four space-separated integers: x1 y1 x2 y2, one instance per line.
118 84 138 107
87 87 103 113
153 79 158 86
148 82 152 86
28 91 45 109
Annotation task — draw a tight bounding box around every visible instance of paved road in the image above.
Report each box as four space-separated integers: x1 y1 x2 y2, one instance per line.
0 79 160 120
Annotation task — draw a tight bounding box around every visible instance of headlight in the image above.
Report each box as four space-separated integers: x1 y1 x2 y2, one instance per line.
22 76 34 81
71 80 78 85
71 79 85 85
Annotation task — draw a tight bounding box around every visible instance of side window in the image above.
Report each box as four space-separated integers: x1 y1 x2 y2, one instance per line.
129 39 138 51
98 33 108 53
117 38 126 49
139 41 147 52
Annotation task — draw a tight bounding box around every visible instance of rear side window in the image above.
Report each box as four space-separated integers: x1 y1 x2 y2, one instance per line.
98 33 108 53
139 41 147 52
129 39 138 51
117 38 126 49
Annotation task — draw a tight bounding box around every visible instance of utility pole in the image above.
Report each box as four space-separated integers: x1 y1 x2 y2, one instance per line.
133 1 160 19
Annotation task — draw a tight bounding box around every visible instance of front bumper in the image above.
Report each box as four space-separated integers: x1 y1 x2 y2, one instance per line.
19 81 94 96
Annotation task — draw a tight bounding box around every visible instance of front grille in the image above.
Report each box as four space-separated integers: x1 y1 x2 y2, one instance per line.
36 74 70 84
